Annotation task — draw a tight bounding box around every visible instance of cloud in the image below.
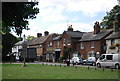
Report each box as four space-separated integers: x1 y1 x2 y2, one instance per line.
20 0 118 37
66 0 118 17
44 22 93 35
38 0 118 17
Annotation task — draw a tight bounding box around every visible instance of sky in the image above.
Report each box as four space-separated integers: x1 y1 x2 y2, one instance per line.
16 0 118 37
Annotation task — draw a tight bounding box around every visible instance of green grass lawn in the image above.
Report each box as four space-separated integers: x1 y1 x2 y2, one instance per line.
2 64 119 79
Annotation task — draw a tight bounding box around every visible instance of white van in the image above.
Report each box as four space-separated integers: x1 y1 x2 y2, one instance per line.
96 54 120 69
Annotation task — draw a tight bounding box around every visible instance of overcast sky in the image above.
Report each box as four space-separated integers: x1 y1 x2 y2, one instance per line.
17 0 118 37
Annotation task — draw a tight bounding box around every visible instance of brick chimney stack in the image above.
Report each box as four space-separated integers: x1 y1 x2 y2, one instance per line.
37 33 42 38
67 25 73 31
94 21 100 34
44 31 49 36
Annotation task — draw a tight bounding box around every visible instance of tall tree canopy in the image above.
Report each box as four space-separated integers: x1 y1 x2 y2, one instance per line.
100 5 120 29
2 2 39 36
2 2 39 61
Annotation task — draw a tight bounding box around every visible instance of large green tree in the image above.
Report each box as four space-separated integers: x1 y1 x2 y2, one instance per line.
2 2 39 36
2 2 39 61
100 5 120 29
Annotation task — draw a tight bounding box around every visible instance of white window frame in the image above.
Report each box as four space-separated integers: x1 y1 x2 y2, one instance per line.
81 42 84 49
91 41 94 48
57 41 60 48
63 38 66 46
67 38 71 45
49 42 52 47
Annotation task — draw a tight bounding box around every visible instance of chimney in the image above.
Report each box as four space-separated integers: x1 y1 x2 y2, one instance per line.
94 21 100 34
113 12 120 32
37 33 42 38
44 31 49 36
67 25 73 31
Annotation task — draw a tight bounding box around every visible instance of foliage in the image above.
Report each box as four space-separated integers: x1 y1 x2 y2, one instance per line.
114 43 119 47
2 2 39 36
2 33 18 61
100 5 120 29
17 37 23 41
63 46 72 59
26 35 35 41
109 45 116 49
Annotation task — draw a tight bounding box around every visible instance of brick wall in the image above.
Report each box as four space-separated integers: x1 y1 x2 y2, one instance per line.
80 40 101 59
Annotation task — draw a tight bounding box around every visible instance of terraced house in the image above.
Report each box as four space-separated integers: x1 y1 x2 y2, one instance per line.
53 25 84 59
79 22 113 59
106 14 120 54
27 31 57 61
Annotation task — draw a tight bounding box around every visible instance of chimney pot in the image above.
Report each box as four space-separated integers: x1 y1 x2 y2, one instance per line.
37 33 42 38
44 31 49 36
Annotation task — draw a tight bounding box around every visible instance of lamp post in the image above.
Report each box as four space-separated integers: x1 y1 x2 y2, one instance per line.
22 35 27 67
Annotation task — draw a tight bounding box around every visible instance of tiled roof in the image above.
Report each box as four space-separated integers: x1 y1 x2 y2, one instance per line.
64 31 84 38
27 35 49 46
15 41 24 45
105 32 120 39
53 35 61 41
80 29 113 41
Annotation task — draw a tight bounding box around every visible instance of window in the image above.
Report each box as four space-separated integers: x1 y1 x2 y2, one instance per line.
91 41 94 48
63 38 66 46
81 42 84 49
100 55 105 60
39 45 42 49
106 55 113 60
67 38 71 45
111 39 115 45
49 42 52 47
57 41 60 48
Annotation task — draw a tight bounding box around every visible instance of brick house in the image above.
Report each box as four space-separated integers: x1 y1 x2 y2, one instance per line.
27 31 57 61
45 33 58 62
79 22 113 59
52 35 61 61
58 25 84 58
106 15 120 54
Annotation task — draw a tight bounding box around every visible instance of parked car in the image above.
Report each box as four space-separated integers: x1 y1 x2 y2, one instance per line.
71 57 83 65
82 57 96 66
63 59 72 64
96 54 120 69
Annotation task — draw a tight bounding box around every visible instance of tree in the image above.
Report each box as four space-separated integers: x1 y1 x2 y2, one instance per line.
2 33 18 61
63 46 72 59
100 5 120 29
26 35 35 41
2 2 39 36
2 2 39 61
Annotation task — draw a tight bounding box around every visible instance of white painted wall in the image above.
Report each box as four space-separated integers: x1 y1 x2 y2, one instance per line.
106 39 120 54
